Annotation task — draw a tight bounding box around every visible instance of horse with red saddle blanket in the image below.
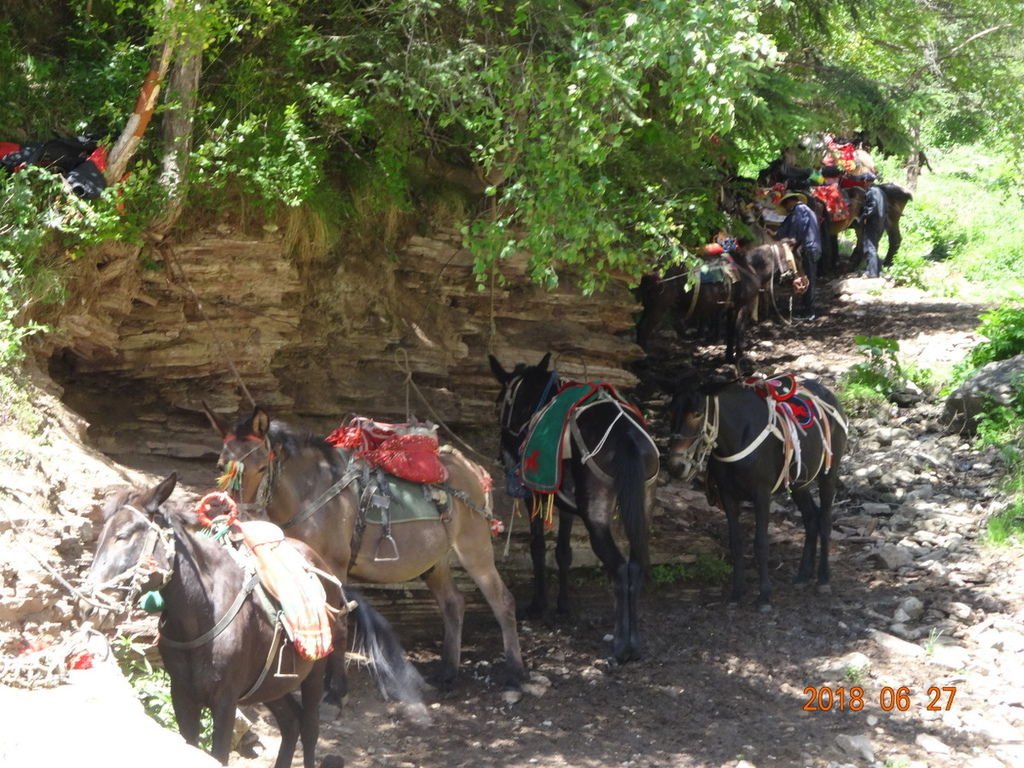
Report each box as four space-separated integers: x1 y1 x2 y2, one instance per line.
206 406 527 689
666 373 848 610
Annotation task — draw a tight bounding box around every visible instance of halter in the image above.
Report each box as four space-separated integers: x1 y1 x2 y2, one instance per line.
669 399 719 483
497 370 559 445
218 435 273 514
89 503 176 616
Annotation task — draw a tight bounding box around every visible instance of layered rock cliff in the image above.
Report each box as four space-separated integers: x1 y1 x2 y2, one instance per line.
32 217 644 460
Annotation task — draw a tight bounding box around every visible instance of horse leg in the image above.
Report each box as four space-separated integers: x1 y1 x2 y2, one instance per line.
752 488 774 611
298 663 326 768
263 695 302 768
724 307 738 362
453 528 528 686
721 491 746 603
579 488 634 662
816 470 839 592
168 679 203 748
555 511 574 614
323 612 349 707
523 512 548 618
883 217 901 266
421 560 465 685
210 697 242 765
791 486 820 585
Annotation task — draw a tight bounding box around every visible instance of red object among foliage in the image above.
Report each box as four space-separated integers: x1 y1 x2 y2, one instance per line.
87 145 108 172
0 142 20 160
66 650 94 670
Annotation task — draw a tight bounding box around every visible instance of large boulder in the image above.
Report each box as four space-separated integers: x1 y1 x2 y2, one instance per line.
943 354 1024 435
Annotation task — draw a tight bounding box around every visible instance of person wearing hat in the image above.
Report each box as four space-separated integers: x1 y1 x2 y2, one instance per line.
775 190 822 319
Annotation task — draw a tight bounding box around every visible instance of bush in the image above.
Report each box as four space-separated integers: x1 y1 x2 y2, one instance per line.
969 304 1024 368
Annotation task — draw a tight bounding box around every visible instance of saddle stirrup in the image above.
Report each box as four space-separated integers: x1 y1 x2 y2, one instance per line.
374 532 400 562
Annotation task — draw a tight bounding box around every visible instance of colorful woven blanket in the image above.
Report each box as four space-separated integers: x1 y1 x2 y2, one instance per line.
520 383 640 493
745 373 818 430
236 520 335 661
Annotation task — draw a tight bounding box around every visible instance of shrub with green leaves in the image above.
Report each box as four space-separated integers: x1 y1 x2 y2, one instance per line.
111 635 213 749
840 335 903 408
969 304 1024 368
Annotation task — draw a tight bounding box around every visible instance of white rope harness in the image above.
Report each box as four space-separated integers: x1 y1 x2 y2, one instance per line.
693 389 848 493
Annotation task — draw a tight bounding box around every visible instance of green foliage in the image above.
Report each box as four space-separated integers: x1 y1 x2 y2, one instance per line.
651 555 730 586
969 305 1024 368
841 335 903 402
111 635 213 749
0 161 162 364
985 497 1024 546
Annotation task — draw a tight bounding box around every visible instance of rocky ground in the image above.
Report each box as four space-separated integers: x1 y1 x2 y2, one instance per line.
2 273 1023 768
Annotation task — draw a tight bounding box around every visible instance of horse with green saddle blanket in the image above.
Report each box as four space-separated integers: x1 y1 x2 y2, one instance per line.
490 353 659 663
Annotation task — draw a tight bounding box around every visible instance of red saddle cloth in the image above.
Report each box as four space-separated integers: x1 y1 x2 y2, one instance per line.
745 374 817 430
325 417 448 484
811 184 850 222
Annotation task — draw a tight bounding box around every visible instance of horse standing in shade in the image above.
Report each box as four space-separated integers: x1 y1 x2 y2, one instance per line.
84 474 417 768
757 160 912 274
635 240 806 358
489 353 659 662
206 406 527 688
666 375 848 609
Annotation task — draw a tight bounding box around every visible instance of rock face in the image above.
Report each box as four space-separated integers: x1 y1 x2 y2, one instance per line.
33 222 643 458
943 354 1024 435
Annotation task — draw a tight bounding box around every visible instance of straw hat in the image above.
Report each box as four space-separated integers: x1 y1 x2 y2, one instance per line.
779 191 807 206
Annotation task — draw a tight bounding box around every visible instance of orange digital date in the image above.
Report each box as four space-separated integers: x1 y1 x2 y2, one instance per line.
802 686 958 712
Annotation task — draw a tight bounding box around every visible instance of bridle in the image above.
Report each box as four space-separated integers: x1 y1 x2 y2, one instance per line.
668 396 719 482
218 434 273 514
496 370 559 454
89 503 175 615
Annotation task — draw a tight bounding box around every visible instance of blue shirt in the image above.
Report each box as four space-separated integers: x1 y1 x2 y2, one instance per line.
776 202 822 258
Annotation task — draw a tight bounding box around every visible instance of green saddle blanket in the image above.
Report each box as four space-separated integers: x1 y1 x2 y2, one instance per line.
334 449 447 525
521 383 624 493
362 473 447 524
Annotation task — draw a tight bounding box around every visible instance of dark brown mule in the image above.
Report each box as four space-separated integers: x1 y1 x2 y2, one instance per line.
489 353 659 662
666 376 848 609
636 242 806 360
85 474 415 767
206 407 527 688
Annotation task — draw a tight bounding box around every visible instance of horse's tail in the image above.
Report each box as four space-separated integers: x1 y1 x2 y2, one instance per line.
614 426 652 574
347 588 426 708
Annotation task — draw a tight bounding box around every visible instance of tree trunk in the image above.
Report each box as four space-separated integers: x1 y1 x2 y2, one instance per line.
104 43 174 186
150 49 203 236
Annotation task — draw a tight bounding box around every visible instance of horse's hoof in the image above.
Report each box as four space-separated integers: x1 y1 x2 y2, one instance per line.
816 583 832 595
757 602 774 614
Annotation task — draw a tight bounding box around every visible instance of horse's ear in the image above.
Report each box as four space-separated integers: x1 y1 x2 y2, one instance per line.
537 352 551 372
488 354 510 384
201 400 228 438
141 473 178 515
251 407 270 438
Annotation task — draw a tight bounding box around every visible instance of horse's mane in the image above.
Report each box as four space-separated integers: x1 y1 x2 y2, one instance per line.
266 420 346 479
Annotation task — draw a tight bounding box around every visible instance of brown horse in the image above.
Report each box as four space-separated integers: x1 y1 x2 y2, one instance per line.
636 241 805 360
84 474 418 767
205 406 527 688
